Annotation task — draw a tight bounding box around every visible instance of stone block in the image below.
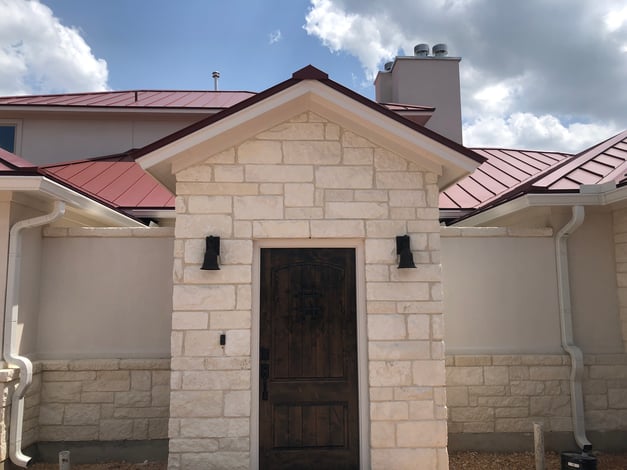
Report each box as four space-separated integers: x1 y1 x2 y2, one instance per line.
169 438 220 453
355 189 387 201
343 148 373 165
370 387 394 402
285 183 314 207
39 403 64 425
114 391 151 406
234 196 282 220
236 285 252 310
372 449 437 470
530 396 570 417
310 220 365 238
177 166 213 182
374 149 408 170
285 207 324 219
366 220 407 238
529 366 570 380
341 131 373 148
259 122 325 141
210 310 252 330
376 172 423 189
41 382 82 403
184 330 224 357
214 165 244 182
152 385 170 407
370 421 396 448
484 366 510 385
365 264 390 282
325 123 340 140
184 265 251 284
389 190 426 207
369 361 412 387
259 183 283 195
369 341 430 361
252 220 310 238
446 387 469 406
238 140 282 163
224 330 251 357
608 389 627 408
394 386 432 401
39 425 98 441
446 367 483 386
99 419 134 440
176 182 258 196
326 202 388 219
396 420 447 447
325 189 354 201
182 371 250 390
173 285 236 311
172 311 208 330
463 422 495 433
412 360 446 386
175 214 233 238
245 164 313 182
450 406 494 422
367 282 430 302
409 400 435 420
367 315 407 340
371 401 408 421
391 264 440 282
171 391 223 418
315 166 373 188
63 404 100 425
397 301 443 314
82 371 130 392
224 390 251 417
180 417 249 438
187 196 232 214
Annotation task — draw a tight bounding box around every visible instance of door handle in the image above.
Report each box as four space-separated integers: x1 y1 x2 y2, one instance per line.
260 363 269 400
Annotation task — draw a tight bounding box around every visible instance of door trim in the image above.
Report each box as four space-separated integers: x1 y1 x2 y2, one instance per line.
251 239 370 469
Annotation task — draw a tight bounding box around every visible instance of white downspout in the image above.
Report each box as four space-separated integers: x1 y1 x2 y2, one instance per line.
3 200 66 467
554 205 592 452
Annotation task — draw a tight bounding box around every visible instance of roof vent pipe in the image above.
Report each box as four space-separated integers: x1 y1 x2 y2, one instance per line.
212 71 220 91
384 61 393 71
432 43 448 57
414 44 430 57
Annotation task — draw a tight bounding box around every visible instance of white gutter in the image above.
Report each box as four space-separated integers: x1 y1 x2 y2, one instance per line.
3 200 66 467
554 205 592 452
454 184 627 227
0 175 145 227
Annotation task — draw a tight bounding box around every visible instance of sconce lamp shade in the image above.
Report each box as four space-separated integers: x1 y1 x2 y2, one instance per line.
396 235 416 269
201 236 221 270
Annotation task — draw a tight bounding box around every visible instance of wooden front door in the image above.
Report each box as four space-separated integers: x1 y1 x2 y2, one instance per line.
260 248 359 470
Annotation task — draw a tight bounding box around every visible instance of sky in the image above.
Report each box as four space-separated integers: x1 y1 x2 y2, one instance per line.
1 0 627 153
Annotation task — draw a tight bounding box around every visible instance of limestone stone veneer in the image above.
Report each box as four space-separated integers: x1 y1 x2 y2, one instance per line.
169 111 448 469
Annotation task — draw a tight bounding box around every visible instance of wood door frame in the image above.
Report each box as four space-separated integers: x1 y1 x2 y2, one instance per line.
251 239 370 469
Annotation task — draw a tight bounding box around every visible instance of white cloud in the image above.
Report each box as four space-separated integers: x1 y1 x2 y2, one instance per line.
304 0 627 153
269 29 282 45
0 0 109 95
463 113 619 153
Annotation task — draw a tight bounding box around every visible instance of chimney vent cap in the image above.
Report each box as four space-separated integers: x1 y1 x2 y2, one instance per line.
414 44 430 57
432 43 448 57
384 61 393 71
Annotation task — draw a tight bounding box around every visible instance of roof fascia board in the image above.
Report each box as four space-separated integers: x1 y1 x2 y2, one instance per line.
0 175 144 226
0 105 222 116
455 187 627 226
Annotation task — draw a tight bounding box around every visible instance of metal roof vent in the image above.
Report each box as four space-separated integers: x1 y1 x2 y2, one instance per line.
212 71 220 91
384 61 393 71
432 43 448 57
414 44 430 57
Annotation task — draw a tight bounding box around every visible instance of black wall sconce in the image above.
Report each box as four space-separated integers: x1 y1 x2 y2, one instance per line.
396 235 416 269
201 236 221 270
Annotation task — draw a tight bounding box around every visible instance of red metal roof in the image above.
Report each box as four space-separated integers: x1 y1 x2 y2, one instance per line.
531 130 627 191
40 153 174 209
440 148 572 209
0 90 255 109
0 147 37 173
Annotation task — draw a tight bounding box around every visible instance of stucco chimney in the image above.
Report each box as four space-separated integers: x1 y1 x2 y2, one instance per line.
374 44 463 144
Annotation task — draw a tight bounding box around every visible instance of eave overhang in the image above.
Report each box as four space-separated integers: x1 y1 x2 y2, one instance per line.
0 175 145 227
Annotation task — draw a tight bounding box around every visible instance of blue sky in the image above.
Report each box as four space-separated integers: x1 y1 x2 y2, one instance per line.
3 0 627 152
43 0 372 96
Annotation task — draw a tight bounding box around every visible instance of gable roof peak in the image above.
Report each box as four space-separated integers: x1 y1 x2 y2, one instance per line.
292 65 329 80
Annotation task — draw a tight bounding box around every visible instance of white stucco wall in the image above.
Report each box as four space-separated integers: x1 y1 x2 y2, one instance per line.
36 230 173 358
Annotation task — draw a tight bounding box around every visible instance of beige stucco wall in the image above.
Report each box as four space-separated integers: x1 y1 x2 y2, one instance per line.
169 111 448 470
36 228 173 359
442 219 624 355
442 228 562 354
15 116 200 165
